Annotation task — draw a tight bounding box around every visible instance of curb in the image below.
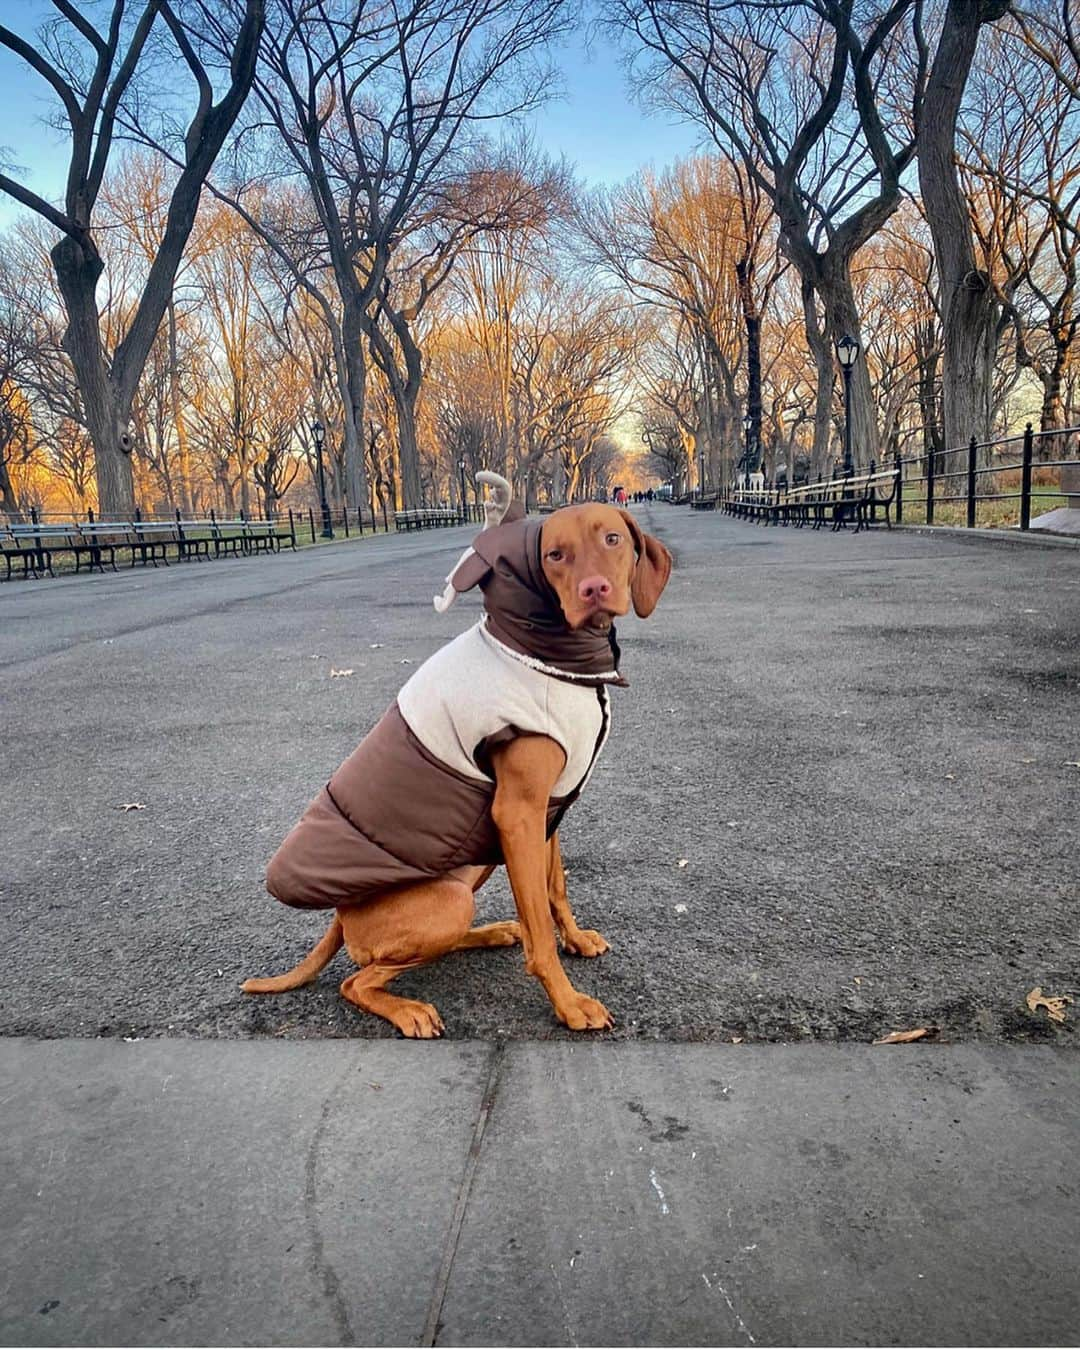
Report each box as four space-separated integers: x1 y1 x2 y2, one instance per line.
894 523 1080 551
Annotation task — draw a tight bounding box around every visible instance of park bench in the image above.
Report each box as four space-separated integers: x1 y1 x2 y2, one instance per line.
856 464 901 531
71 521 139 571
724 488 774 522
724 463 901 534
2 524 79 579
690 493 718 511
128 520 180 566
393 507 462 531
178 517 277 557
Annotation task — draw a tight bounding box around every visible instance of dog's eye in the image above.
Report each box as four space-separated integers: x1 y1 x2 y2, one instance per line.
545 549 564 563
605 532 621 546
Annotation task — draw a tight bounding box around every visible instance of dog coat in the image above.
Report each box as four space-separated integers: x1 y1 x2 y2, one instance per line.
266 516 624 910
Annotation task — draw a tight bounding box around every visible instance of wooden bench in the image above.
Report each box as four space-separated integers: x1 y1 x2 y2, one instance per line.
723 463 901 533
856 466 901 531
393 507 462 531
2 524 79 579
128 520 179 566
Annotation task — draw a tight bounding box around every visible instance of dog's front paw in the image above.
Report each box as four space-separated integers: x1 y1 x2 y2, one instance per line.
555 990 614 1032
561 927 610 958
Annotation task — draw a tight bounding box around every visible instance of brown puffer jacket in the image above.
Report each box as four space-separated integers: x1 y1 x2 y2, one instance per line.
266 517 620 910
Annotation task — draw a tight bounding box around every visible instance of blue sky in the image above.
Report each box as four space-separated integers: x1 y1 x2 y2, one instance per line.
0 9 703 228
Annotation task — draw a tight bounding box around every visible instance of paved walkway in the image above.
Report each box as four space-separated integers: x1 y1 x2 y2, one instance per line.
1 507 1077 1043
2 509 1078 1345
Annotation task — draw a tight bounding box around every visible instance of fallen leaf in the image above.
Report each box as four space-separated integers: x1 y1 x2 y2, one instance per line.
368 1082 383 1091
1026 987 1073 1023
330 668 354 678
399 658 412 665
1020 758 1036 764
731 1036 744 1044
118 802 146 811
674 903 688 914
1065 761 1080 769
944 773 955 781
676 858 689 868
873 1027 933 1045
369 643 384 649
853 977 862 985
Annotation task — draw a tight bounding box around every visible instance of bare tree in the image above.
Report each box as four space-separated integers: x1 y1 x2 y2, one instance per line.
960 13 1079 436
244 0 568 509
0 0 264 514
611 0 926 471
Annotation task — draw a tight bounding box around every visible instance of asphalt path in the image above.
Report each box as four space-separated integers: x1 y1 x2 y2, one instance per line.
2 508 1078 1043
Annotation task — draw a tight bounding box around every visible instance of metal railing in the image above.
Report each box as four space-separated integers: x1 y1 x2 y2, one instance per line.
719 423 1078 532
893 423 1078 531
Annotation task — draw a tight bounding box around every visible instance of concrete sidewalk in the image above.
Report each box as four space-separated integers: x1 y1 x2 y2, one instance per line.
2 1039 1077 1347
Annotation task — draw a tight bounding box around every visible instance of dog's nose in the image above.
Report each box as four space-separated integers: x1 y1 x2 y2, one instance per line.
578 575 612 604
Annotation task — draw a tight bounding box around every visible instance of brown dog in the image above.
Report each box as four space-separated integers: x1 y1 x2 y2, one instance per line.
243 497 671 1037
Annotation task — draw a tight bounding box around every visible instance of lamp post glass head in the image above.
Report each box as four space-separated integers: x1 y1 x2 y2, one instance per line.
743 412 753 434
312 418 324 449
836 335 859 370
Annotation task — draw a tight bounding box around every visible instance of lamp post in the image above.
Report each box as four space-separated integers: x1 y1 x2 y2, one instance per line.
311 418 333 538
698 450 705 500
742 411 753 489
458 457 468 522
836 334 859 477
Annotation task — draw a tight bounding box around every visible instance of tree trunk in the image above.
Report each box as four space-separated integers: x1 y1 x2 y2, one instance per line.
802 281 835 477
0 457 23 520
51 235 135 516
337 303 370 510
166 299 193 515
918 0 1008 459
369 313 423 510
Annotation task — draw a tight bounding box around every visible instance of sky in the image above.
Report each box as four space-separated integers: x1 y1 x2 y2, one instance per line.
0 8 704 228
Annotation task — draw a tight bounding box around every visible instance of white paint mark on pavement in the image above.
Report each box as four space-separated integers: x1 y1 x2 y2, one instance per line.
702 1272 756 1344
648 1168 670 1215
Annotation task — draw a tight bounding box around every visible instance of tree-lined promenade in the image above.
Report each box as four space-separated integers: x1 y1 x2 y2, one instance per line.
0 0 1077 524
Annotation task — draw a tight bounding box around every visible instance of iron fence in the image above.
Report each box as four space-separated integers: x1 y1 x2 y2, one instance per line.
738 423 1079 532
891 423 1079 530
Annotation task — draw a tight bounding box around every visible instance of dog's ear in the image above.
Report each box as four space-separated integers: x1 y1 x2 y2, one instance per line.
618 510 672 618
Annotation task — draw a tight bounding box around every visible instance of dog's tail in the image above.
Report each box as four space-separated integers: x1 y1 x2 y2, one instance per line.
241 915 344 994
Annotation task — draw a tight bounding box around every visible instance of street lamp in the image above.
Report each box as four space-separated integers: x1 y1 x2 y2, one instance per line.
836 334 859 476
698 450 705 500
311 418 333 538
458 457 468 522
742 411 753 489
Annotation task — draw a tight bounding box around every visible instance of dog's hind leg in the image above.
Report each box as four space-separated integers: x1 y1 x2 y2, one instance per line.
337 878 476 1038
448 864 522 950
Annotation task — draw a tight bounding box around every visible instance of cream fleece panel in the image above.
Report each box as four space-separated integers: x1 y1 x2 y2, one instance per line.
396 620 609 797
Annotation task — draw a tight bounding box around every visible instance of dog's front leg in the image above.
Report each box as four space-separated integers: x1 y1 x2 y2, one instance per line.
547 832 610 958
491 736 612 1031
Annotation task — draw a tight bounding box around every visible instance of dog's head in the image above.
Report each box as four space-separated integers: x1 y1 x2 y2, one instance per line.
539 504 672 632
